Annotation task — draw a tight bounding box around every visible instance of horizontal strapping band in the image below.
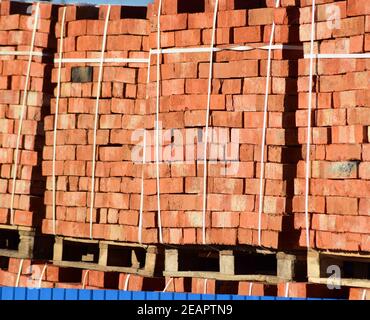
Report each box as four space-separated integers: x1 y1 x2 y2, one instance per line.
54 57 149 63
0 50 46 56
304 53 370 59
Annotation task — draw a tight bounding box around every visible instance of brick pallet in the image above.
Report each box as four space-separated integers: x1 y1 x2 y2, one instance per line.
293 0 370 287
144 0 303 249
0 0 368 298
0 0 57 259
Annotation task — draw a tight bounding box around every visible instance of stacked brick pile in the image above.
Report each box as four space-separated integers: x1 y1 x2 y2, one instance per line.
0 1 57 228
294 0 370 251
41 4 152 241
143 0 303 248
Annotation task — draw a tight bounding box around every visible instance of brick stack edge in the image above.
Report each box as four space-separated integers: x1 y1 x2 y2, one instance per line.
295 0 369 252
0 0 368 297
0 1 57 227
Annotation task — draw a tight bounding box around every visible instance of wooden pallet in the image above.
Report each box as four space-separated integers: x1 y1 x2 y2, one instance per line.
308 250 370 289
163 245 306 283
52 236 164 277
0 224 36 259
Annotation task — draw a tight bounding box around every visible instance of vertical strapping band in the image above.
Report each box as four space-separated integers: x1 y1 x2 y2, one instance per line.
202 0 219 245
89 5 111 239
52 6 67 235
304 0 316 249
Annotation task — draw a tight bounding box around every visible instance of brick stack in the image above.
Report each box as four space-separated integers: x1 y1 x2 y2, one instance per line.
41 4 152 241
143 0 302 248
0 1 57 228
294 0 370 251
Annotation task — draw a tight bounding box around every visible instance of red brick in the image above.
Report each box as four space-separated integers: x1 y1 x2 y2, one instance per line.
332 125 365 144
218 10 247 28
327 197 358 215
175 29 201 46
234 26 262 43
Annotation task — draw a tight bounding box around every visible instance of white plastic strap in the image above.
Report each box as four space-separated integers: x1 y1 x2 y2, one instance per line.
151 44 303 55
37 263 48 288
304 0 316 249
362 289 367 300
89 5 111 239
0 51 45 56
138 130 147 244
248 283 253 296
155 0 163 244
10 2 40 224
203 278 208 295
304 53 370 59
82 270 89 289
163 277 173 292
52 7 67 235
284 282 290 298
123 274 131 291
54 57 149 64
258 0 280 246
15 259 24 287
202 0 219 245
146 49 152 93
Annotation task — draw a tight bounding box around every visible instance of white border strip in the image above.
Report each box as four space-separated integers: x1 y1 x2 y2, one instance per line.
304 0 316 249
10 3 40 224
89 5 111 239
155 0 163 244
202 0 219 245
52 7 66 235
258 0 281 246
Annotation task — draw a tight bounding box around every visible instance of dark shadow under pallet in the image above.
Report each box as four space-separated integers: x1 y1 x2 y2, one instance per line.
53 236 164 277
308 250 370 289
0 224 54 260
0 224 36 259
164 245 307 283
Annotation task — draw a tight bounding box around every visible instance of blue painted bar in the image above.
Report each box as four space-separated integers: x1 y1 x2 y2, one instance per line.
40 288 53 300
92 290 105 300
159 292 174 300
0 287 338 300
26 288 40 300
65 289 79 300
146 292 160 300
105 290 119 300
79 289 92 300
52 288 66 300
14 287 27 300
2 287 15 300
